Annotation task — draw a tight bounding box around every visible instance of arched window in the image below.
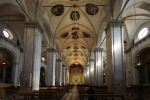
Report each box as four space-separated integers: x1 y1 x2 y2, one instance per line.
138 27 148 39
41 56 45 62
3 29 13 39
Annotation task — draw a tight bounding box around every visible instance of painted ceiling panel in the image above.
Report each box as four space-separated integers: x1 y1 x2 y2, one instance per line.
41 0 107 68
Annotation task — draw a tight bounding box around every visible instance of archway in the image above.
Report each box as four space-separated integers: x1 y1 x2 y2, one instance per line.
69 64 83 85
0 48 14 84
135 47 150 84
40 67 46 86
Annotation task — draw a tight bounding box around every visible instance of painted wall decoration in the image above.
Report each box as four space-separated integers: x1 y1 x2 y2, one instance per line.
86 3 98 15
51 4 64 16
82 32 91 38
71 11 80 21
60 32 68 38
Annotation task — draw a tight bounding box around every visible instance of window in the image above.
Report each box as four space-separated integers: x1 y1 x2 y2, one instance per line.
138 27 148 39
3 29 13 39
41 56 45 62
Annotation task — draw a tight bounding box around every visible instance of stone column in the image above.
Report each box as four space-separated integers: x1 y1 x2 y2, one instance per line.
12 62 19 87
125 50 134 85
89 59 95 86
55 59 62 86
105 20 126 94
85 65 89 85
65 68 68 85
2 67 6 82
94 48 103 86
46 48 56 86
62 65 66 85
87 66 90 85
21 21 42 90
84 68 87 84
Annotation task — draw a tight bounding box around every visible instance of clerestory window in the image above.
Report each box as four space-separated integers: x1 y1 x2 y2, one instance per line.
138 27 148 39
3 29 13 39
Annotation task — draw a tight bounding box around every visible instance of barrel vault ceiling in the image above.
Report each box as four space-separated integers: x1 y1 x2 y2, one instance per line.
41 0 107 67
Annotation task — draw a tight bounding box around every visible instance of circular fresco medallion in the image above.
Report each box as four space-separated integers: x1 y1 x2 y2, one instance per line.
86 3 98 15
51 4 64 16
71 11 80 21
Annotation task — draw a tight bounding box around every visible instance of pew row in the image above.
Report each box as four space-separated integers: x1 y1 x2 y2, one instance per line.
81 94 124 100
12 91 58 100
11 86 69 100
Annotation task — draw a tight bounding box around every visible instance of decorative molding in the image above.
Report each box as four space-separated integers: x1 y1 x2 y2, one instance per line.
56 59 62 62
62 64 66 67
25 21 43 33
47 48 56 52
109 20 123 26
85 64 89 67
125 34 150 53
71 11 80 21
89 59 94 62
82 32 91 38
65 68 68 70
86 3 99 15
95 48 103 52
65 46 70 49
51 4 64 16
60 32 68 38
105 20 124 33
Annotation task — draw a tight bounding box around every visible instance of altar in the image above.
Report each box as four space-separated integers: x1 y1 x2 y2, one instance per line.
0 83 13 97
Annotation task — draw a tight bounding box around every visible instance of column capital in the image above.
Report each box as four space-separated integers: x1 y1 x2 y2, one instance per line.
89 59 94 62
109 20 124 26
47 48 56 52
65 68 68 70
56 59 62 62
95 48 103 52
85 64 89 67
62 64 66 67
105 20 124 32
25 21 43 33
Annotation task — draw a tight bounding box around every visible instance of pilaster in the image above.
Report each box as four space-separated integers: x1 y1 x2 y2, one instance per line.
94 48 103 86
105 20 126 94
62 65 66 85
46 48 56 86
56 59 62 86
89 59 95 85
21 21 42 91
25 21 43 33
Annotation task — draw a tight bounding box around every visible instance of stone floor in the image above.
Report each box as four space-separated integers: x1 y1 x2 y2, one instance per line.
61 86 79 100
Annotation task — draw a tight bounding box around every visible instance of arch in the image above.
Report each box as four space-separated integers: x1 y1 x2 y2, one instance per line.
40 66 46 86
0 39 20 86
133 21 150 43
0 3 26 46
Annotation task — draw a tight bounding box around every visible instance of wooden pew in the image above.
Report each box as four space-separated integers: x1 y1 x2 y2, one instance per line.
77 85 113 100
11 86 69 100
81 94 124 100
12 91 58 100
40 86 69 99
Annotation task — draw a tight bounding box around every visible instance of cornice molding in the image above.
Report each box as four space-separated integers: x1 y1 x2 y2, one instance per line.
95 48 103 52
25 21 43 33
105 20 124 33
47 48 56 52
56 59 62 62
89 59 94 62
